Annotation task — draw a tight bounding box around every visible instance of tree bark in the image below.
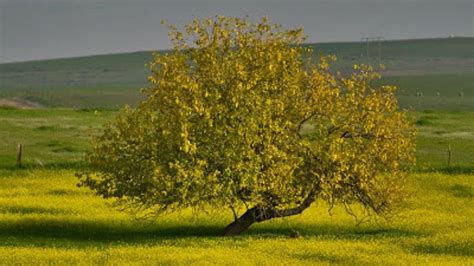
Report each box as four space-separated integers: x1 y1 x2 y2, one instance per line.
223 188 318 236
223 206 262 236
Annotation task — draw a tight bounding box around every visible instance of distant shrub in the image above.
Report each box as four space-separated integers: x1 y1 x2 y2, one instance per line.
415 117 433 126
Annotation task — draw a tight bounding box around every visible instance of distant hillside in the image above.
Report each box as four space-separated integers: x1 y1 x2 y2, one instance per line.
308 37 474 76
0 37 473 110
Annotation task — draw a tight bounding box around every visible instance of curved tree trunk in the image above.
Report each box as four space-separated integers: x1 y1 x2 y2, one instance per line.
223 207 263 236
223 189 318 236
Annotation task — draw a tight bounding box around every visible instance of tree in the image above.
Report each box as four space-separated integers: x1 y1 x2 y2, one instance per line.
78 16 415 236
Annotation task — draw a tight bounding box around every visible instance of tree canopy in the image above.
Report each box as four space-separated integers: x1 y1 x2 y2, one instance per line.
78 16 415 236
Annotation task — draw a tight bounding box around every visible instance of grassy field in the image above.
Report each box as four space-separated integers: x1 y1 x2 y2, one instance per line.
0 170 472 264
414 111 474 173
1 108 472 173
0 108 472 263
0 108 114 169
381 73 474 111
1 37 473 110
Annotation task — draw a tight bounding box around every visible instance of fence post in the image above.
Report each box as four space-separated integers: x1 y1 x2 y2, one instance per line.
447 144 451 168
16 144 23 168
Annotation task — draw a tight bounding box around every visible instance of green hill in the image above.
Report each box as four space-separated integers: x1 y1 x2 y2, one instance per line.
1 37 473 110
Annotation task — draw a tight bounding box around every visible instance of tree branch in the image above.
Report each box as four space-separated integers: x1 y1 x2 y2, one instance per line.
296 111 320 139
270 188 318 218
341 131 374 139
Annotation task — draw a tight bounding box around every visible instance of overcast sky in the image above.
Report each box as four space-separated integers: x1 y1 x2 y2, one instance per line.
0 0 472 63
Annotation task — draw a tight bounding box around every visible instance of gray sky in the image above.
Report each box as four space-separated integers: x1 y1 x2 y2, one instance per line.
0 0 472 63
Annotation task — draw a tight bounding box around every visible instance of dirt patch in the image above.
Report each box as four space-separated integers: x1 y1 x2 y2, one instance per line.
0 98 43 109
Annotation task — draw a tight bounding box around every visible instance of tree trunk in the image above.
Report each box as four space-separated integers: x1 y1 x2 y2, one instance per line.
223 189 318 236
223 207 262 236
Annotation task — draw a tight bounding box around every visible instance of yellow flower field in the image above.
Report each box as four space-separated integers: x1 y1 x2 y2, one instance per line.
0 170 472 264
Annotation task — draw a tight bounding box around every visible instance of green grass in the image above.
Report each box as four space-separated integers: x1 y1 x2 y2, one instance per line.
413 111 474 173
1 37 473 109
0 170 472 264
0 108 114 169
380 73 474 111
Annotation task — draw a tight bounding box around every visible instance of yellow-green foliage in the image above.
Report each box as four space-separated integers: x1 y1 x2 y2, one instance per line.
0 170 473 264
79 17 415 221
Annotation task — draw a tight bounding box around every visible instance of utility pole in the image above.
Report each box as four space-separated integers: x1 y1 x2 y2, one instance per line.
376 36 384 66
361 36 384 65
361 37 371 65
